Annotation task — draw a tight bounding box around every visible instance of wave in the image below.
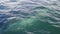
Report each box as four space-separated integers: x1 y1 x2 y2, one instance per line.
0 0 60 34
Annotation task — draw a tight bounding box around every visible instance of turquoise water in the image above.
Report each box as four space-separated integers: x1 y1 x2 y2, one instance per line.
0 0 60 34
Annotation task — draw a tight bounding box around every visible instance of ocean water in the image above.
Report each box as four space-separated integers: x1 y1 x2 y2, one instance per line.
0 0 60 34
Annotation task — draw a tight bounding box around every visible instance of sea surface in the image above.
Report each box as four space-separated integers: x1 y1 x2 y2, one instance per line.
0 0 60 34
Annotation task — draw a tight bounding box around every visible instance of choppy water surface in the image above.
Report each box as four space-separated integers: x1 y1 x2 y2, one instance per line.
0 0 60 34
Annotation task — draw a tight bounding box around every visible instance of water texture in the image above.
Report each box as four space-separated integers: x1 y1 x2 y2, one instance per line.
0 0 60 34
